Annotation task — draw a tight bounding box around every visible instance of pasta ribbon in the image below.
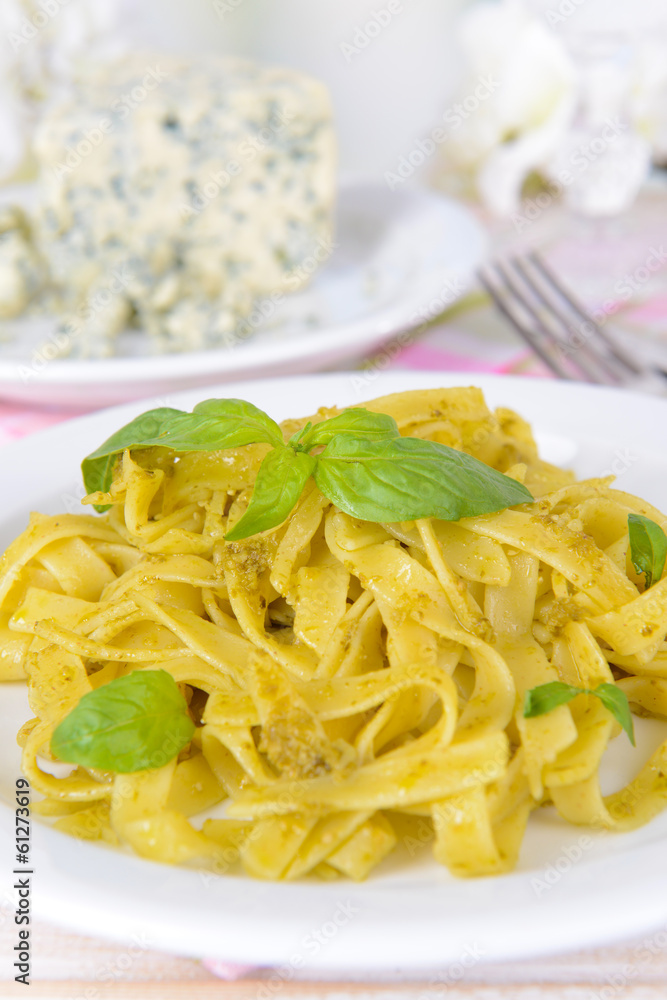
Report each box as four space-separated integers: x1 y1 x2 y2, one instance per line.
3 387 667 881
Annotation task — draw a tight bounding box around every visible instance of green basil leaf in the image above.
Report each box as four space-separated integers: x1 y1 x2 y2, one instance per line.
593 682 636 746
225 446 317 541
524 681 635 746
628 513 667 589
523 681 584 718
293 409 400 451
313 435 533 522
288 421 314 449
83 407 183 509
192 399 284 448
50 669 195 773
82 399 283 506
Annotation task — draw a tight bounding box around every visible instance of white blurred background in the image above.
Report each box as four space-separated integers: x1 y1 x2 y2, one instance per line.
3 0 667 224
3 0 665 188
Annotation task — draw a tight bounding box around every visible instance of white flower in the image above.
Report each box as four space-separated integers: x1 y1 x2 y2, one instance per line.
440 0 577 215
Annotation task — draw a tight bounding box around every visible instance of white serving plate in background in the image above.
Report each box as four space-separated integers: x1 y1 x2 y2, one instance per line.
0 184 486 409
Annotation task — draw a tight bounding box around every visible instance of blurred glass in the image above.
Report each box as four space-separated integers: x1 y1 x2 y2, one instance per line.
551 33 651 217
526 0 667 218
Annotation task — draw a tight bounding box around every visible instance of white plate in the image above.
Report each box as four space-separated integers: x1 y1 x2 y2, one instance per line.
2 371 667 975
0 183 486 410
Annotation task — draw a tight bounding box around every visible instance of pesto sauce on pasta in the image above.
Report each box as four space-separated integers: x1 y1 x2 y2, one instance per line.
2 387 667 881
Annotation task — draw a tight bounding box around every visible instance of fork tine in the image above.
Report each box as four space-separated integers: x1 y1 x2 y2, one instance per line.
494 258 619 384
479 260 618 382
478 263 575 380
481 253 666 393
526 252 646 378
512 255 629 385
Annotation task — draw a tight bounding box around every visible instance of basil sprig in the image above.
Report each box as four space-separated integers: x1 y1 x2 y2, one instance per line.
524 681 635 745
82 397 533 540
628 513 667 590
51 670 195 772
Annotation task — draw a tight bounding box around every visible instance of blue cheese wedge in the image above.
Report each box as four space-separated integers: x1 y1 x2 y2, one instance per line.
32 54 336 356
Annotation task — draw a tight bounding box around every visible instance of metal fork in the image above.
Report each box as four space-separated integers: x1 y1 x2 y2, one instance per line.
478 252 667 394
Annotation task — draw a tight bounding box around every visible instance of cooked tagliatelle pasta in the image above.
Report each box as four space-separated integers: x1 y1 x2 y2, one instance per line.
2 386 667 881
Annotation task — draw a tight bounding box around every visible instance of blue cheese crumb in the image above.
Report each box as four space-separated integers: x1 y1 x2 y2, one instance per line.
0 207 43 320
31 53 336 357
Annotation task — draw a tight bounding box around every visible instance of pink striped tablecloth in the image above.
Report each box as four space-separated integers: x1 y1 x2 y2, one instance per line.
0 325 543 447
3 285 665 448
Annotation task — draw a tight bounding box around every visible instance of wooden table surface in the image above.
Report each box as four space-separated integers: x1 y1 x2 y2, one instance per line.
3 915 667 998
